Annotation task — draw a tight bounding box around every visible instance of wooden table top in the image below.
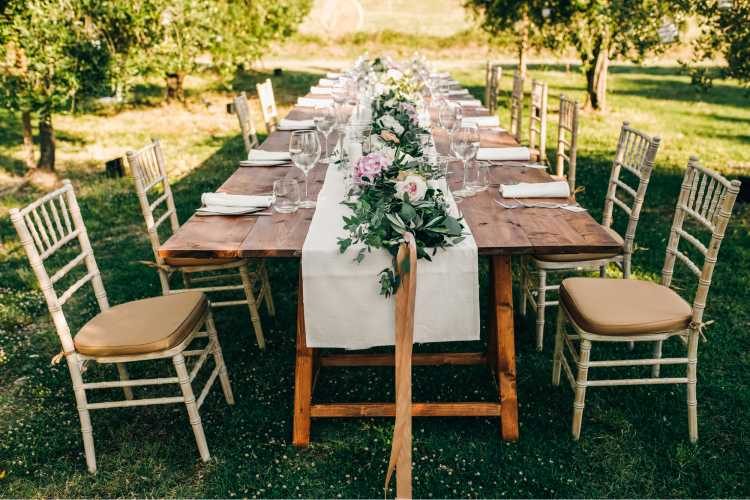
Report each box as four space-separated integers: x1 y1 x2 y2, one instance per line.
160 87 621 259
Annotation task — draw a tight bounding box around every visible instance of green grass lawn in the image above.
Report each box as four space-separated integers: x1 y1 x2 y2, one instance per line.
1 61 749 497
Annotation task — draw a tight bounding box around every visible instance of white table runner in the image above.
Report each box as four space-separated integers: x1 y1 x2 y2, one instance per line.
301 164 480 349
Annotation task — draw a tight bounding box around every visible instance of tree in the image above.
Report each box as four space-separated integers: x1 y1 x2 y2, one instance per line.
542 0 680 110
0 0 83 170
679 0 750 89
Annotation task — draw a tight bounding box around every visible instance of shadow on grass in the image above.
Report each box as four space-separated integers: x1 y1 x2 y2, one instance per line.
229 68 324 106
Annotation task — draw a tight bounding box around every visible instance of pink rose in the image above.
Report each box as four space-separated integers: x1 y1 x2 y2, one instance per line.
354 152 391 183
395 174 428 202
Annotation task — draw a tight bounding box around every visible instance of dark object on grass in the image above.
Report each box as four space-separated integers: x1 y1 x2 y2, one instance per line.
737 176 749 203
226 102 235 114
273 68 283 76
105 157 125 178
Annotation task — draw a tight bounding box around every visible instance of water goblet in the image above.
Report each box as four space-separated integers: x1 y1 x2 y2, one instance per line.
289 130 322 209
450 123 481 199
314 105 336 164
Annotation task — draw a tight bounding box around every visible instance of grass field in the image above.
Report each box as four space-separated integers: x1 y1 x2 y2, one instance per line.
1 56 749 497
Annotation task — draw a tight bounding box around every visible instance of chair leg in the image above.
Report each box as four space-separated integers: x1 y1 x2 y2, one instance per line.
205 311 235 405
68 354 97 473
687 332 699 443
259 261 276 317
239 264 266 350
651 340 664 377
115 363 134 400
622 257 635 351
173 353 210 462
535 269 547 351
599 264 607 278
572 339 592 440
520 257 528 316
552 307 565 386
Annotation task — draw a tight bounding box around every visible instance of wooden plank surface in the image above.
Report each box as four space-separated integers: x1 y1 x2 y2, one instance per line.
310 402 502 418
160 85 621 259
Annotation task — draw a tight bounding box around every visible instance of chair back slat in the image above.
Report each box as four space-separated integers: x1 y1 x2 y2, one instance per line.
528 80 548 163
554 94 580 192
10 181 109 353
256 78 278 133
234 91 259 154
485 62 502 113
601 122 661 262
509 71 524 143
661 158 741 324
127 139 180 271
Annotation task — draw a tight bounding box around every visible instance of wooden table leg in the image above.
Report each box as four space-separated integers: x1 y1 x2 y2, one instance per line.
293 272 313 447
492 255 519 441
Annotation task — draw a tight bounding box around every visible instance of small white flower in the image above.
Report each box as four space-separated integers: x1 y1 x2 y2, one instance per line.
379 114 404 135
386 68 404 80
395 174 428 202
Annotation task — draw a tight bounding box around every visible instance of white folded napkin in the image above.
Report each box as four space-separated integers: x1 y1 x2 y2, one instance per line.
240 149 291 166
310 86 334 95
195 205 266 216
278 119 316 131
430 72 450 79
456 99 482 107
477 147 531 162
201 192 273 208
448 89 470 96
297 97 334 107
318 78 338 87
326 72 341 79
500 181 571 199
461 115 500 127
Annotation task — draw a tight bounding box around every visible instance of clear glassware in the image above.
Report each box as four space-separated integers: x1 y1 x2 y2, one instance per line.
289 130 321 209
450 123 481 199
465 160 490 193
439 101 462 133
314 105 336 164
272 179 300 213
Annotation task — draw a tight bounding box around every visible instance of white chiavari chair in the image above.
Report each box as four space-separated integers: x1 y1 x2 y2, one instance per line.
553 158 741 441
127 139 275 350
521 122 661 350
509 70 524 143
528 79 549 164
9 181 235 473
234 91 259 154
553 94 580 193
256 78 279 134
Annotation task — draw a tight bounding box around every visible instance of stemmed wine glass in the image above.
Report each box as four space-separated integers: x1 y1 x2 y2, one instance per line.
314 105 336 164
289 130 322 209
450 123 480 199
439 101 462 133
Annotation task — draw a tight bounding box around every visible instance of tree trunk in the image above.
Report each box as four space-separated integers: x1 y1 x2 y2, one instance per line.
165 72 186 103
517 10 530 79
37 111 55 170
585 37 610 111
21 110 35 170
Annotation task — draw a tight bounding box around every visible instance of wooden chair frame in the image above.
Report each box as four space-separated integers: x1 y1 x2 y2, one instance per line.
509 70 524 143
552 158 741 442
521 122 661 350
9 181 234 473
528 79 549 164
234 91 259 154
256 78 279 134
127 139 275 349
484 62 502 114
553 94 580 193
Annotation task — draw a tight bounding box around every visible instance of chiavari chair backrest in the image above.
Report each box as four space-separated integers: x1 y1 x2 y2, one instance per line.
510 70 524 142
555 94 580 192
256 78 279 133
528 79 548 163
233 91 259 154
661 158 741 325
601 122 661 260
9 181 109 353
485 62 502 113
126 139 180 278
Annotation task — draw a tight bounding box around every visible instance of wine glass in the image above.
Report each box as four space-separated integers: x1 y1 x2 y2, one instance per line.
314 105 336 164
289 130 322 209
439 101 462 133
450 123 481 199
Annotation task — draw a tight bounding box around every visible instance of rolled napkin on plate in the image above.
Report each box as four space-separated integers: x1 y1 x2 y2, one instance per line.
430 71 451 79
500 181 571 199
309 86 334 95
239 149 291 166
200 192 273 208
448 89 470 96
461 115 501 128
318 78 339 87
477 147 531 162
278 119 316 131
297 97 334 107
326 72 341 79
456 98 483 107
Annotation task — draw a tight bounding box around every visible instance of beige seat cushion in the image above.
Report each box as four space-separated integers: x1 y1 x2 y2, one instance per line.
74 292 207 357
536 226 623 262
164 256 236 267
560 277 692 336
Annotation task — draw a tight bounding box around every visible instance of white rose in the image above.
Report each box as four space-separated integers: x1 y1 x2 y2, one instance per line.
379 114 404 135
395 174 428 203
386 69 404 80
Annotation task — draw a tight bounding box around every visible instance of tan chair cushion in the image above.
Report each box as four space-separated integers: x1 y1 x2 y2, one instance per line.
560 277 692 336
74 292 207 357
536 226 623 262
163 256 236 267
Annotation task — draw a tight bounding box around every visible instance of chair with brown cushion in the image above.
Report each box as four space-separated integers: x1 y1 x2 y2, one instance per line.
552 158 741 441
256 78 279 134
520 122 661 350
234 91 259 155
126 139 274 350
528 79 548 164
10 181 235 473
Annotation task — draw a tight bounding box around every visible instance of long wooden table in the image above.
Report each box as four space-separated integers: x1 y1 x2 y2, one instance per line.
159 85 622 445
